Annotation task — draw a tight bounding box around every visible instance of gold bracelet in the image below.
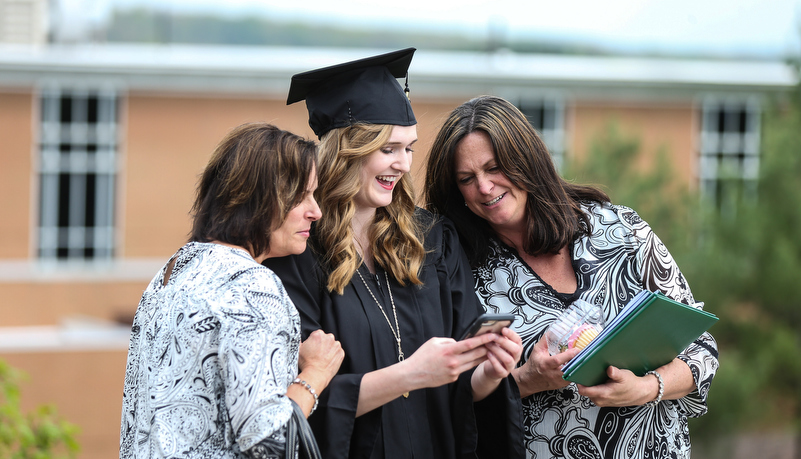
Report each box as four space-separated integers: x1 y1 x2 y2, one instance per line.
292 378 319 413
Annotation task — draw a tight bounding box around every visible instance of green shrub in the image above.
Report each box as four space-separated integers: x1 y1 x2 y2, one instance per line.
0 359 80 459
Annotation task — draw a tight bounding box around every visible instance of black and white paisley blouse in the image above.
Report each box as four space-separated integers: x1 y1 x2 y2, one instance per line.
472 201 719 459
120 242 301 458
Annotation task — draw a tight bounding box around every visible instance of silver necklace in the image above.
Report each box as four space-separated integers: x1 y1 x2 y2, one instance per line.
356 269 409 398
356 269 405 363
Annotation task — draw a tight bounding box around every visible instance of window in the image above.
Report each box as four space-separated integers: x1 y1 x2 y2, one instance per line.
38 88 119 260
698 96 761 212
517 97 566 171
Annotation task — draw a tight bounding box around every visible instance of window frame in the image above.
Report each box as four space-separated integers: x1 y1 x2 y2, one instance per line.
515 95 567 171
697 94 762 212
36 85 120 262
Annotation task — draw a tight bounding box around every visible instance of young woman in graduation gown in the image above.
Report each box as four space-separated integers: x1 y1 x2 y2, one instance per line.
263 49 525 459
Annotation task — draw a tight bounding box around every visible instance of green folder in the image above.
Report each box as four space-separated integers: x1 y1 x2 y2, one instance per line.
561 291 718 386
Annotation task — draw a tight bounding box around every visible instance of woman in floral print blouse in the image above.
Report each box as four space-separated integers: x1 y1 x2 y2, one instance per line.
424 95 718 459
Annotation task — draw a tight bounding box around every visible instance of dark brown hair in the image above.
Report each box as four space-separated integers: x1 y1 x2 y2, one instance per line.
424 95 609 266
190 122 317 258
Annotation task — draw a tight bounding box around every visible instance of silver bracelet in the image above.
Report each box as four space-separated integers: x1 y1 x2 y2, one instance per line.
643 370 664 408
292 378 319 413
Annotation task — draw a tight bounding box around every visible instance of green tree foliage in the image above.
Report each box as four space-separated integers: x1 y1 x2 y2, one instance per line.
103 8 486 50
101 8 612 55
562 106 801 438
683 93 801 435
561 121 697 256
0 360 80 459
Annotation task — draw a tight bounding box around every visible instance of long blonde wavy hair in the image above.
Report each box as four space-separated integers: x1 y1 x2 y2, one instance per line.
314 123 426 294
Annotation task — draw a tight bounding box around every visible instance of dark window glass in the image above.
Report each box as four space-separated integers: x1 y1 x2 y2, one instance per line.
87 95 99 124
59 95 72 123
57 173 70 228
85 174 96 227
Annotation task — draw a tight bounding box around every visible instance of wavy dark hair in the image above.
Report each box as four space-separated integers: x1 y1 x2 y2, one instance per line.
424 95 609 266
190 122 317 258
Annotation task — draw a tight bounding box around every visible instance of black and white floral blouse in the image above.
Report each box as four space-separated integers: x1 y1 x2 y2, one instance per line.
472 201 719 459
120 242 300 458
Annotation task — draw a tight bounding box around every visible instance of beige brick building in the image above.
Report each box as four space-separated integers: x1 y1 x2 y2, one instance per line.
0 43 794 458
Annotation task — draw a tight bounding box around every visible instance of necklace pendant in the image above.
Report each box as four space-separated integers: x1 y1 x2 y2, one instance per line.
403 392 409 398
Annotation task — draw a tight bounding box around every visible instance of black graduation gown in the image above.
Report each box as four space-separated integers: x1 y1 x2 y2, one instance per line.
263 210 523 459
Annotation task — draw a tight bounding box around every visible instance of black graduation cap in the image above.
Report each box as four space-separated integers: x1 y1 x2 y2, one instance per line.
287 48 417 139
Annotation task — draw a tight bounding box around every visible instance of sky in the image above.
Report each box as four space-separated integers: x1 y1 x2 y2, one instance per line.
61 0 801 58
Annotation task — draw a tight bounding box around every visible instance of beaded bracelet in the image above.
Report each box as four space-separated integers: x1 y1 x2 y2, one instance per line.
643 370 664 408
292 378 319 413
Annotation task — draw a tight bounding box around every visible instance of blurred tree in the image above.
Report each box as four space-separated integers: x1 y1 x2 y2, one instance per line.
683 91 801 436
561 121 697 256
101 8 610 55
0 359 80 459
102 8 485 50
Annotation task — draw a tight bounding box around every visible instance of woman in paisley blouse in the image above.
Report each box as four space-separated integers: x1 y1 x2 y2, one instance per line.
120 122 344 458
424 95 718 459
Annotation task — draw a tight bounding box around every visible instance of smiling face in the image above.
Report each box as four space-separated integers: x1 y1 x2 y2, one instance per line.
266 166 322 259
454 131 527 236
353 124 417 212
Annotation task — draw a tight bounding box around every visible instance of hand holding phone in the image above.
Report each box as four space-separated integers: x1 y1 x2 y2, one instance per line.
459 313 515 340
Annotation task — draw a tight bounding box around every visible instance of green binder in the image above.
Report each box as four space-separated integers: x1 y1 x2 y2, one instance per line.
561 291 718 386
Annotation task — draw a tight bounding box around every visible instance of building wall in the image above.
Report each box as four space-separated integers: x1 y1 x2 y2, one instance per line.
569 100 699 190
0 0 48 44
1 281 146 326
121 93 462 262
0 90 34 258
0 91 471 459
122 93 291 258
0 85 715 459
0 350 128 459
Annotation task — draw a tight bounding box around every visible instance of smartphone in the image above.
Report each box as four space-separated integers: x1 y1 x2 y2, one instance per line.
459 313 515 340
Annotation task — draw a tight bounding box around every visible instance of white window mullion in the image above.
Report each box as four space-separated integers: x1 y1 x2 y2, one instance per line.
38 172 59 258
67 172 86 257
95 173 115 258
